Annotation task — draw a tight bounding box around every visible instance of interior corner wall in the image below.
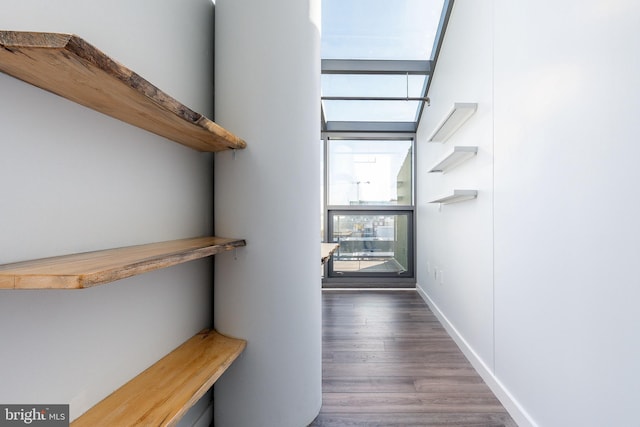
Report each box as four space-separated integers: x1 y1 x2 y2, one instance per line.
212 0 322 426
0 1 216 425
418 1 640 426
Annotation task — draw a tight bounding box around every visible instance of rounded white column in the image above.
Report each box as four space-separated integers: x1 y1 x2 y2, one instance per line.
213 0 322 426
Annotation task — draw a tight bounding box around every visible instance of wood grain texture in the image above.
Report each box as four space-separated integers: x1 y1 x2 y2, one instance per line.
321 243 340 265
0 31 246 152
0 236 246 289
310 290 518 427
71 329 246 427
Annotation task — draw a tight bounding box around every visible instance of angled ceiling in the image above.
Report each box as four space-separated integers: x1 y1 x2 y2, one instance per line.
321 0 454 135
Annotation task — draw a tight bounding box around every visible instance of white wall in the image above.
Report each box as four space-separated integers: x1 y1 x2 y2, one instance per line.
213 0 322 425
417 1 640 426
0 1 216 424
493 1 640 426
416 0 495 376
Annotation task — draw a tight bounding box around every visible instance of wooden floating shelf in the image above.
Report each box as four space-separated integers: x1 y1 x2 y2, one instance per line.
428 102 478 142
321 243 340 265
429 146 478 173
71 329 246 427
0 31 246 152
0 236 246 290
429 190 478 204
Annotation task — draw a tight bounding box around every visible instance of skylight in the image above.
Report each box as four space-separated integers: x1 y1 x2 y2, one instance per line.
322 0 444 60
321 0 453 134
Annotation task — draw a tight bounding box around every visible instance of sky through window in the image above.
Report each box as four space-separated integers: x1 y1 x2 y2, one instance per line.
321 0 448 132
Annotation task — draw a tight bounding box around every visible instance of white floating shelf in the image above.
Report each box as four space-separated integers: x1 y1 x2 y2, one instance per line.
429 190 478 204
427 102 478 142
429 146 478 173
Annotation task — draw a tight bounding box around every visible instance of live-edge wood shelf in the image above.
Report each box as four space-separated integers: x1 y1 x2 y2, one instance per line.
321 243 339 265
0 30 247 427
71 329 246 427
0 31 246 152
0 236 246 289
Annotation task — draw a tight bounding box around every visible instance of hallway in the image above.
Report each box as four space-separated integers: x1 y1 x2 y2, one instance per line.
310 290 516 426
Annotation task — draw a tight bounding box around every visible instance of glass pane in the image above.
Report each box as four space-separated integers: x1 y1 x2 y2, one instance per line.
322 0 445 60
323 100 421 122
320 140 325 242
322 74 426 98
328 140 412 206
330 212 412 275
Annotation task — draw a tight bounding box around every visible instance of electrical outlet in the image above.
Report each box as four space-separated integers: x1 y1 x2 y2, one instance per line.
427 262 431 273
439 269 444 285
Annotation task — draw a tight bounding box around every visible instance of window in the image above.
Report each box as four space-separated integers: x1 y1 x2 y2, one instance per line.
321 0 452 133
320 0 454 285
322 0 445 61
327 139 413 206
323 138 415 285
328 211 413 278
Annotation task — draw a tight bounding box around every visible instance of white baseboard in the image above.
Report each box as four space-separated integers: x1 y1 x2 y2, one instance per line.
416 284 537 427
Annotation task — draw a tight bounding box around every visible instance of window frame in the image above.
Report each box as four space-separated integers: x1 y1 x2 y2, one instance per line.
322 134 417 287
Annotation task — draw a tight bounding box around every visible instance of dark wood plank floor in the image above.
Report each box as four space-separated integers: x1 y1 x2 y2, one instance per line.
309 290 517 427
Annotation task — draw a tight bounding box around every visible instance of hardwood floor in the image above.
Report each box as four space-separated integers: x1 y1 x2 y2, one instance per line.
309 290 517 427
